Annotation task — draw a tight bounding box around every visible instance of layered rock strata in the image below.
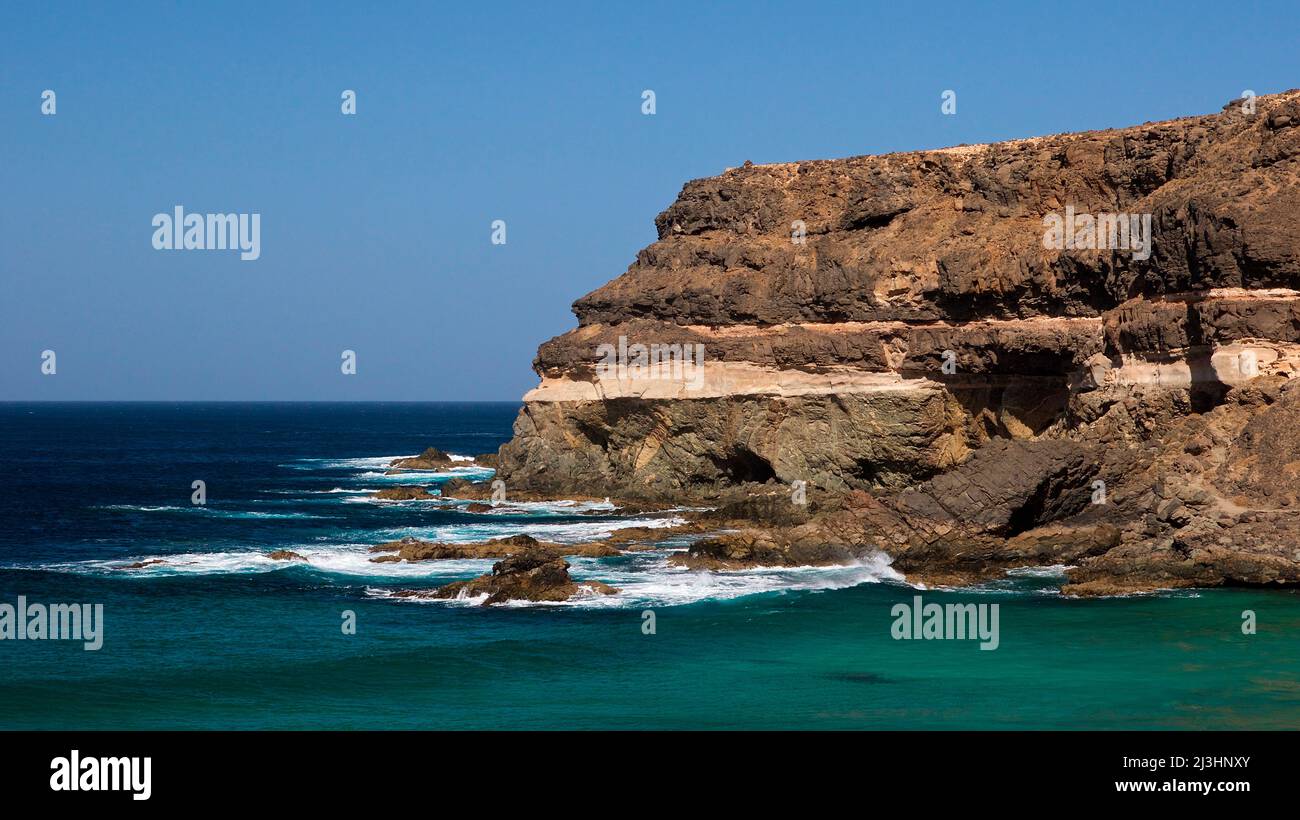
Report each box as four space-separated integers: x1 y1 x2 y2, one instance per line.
497 91 1300 594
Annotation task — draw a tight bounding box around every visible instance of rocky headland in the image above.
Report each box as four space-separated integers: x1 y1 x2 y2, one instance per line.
485 91 1300 597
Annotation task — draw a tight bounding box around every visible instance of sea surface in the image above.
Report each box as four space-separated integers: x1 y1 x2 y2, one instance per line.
1 402 1297 730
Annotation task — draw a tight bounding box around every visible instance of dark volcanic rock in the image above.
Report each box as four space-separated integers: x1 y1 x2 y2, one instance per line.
1062 377 1300 595
374 485 435 500
368 533 619 562
119 559 165 570
670 439 1107 572
571 96 1300 327
400 548 619 605
492 91 1300 596
389 447 455 470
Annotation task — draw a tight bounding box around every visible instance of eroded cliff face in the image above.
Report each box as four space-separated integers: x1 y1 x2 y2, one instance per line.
498 91 1300 594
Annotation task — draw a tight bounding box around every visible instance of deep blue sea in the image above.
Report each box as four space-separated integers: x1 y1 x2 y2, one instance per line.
1 402 1298 729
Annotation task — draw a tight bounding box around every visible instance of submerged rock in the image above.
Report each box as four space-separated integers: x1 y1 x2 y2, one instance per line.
119 559 165 570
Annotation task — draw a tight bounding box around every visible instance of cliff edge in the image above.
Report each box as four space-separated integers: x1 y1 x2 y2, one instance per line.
498 91 1300 595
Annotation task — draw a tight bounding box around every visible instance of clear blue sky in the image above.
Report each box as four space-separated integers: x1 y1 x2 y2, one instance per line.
2 1 1295 400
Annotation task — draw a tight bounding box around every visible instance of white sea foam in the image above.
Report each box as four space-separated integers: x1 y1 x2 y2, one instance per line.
1005 564 1071 579
358 465 495 481
294 548 494 578
51 528 907 609
68 448 909 608
364 586 495 607
371 516 687 545
294 451 497 482
924 564 1073 596
56 543 498 580
561 551 906 609
283 455 412 470
447 499 617 516
365 550 905 609
63 551 286 577
97 505 326 520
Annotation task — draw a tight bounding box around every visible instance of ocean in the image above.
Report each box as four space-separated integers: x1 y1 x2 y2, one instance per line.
1 402 1297 730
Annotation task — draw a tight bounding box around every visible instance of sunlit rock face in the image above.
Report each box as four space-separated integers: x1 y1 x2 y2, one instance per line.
496 92 1300 595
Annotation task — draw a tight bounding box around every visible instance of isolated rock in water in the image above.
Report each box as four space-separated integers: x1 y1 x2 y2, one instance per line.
389 447 455 470
267 550 306 561
119 559 165 570
491 90 1300 595
464 502 493 513
412 548 619 605
368 533 619 562
374 485 435 500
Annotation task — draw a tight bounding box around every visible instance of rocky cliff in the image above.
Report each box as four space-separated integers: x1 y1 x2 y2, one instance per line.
498 91 1300 595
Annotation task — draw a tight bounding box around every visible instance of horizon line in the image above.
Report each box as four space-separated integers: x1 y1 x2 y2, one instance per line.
0 399 526 404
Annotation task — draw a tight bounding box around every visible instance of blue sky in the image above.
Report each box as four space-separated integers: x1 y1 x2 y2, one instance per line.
2 0 1296 400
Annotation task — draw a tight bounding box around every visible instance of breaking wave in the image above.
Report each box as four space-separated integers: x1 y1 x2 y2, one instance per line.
46 450 911 608
367 551 906 609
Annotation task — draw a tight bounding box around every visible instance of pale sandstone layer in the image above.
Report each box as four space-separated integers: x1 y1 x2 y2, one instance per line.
495 91 1300 595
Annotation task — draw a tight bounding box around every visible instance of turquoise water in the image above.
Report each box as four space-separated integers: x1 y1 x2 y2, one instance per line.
1 403 1298 730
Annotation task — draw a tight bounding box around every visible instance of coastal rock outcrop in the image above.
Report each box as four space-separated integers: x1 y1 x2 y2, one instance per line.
388 447 455 470
397 548 619 605
495 91 1300 595
374 486 436 500
438 477 667 514
369 533 620 562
